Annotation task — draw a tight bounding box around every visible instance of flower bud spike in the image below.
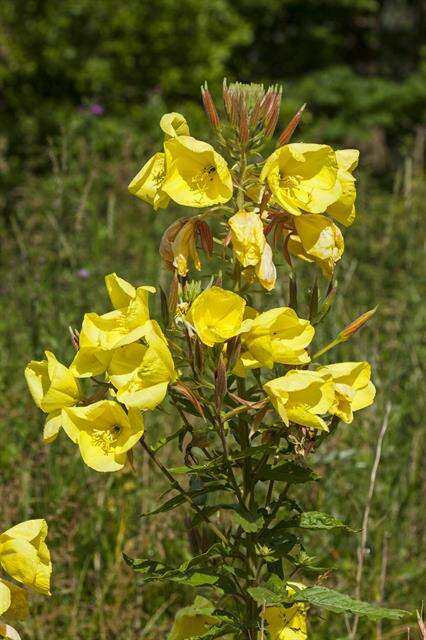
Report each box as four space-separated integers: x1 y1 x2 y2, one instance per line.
201 82 220 129
277 103 306 146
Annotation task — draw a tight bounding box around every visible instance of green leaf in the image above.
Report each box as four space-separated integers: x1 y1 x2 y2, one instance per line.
232 508 264 533
142 493 185 516
141 482 225 517
257 461 318 483
297 511 351 531
152 426 186 452
247 585 286 606
294 587 408 621
173 572 219 587
248 575 289 605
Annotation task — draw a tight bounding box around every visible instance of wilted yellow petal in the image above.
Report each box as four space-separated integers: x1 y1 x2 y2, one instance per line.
229 210 265 267
160 112 190 139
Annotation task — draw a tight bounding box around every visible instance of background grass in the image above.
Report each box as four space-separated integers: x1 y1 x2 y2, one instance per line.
0 120 424 639
0 1 425 637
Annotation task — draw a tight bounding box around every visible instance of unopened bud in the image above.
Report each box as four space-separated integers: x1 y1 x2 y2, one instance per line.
159 286 170 327
339 306 378 341
69 326 79 350
168 271 179 318
214 354 227 412
239 104 249 145
226 336 241 371
277 103 306 146
196 219 214 257
194 337 205 374
201 82 220 129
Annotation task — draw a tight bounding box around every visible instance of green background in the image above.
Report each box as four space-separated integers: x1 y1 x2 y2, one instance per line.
0 1 425 638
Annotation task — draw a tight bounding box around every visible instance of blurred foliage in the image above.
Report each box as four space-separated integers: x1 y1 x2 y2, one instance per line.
0 0 425 198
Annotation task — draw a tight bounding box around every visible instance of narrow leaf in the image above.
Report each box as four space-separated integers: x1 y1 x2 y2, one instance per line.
294 587 408 621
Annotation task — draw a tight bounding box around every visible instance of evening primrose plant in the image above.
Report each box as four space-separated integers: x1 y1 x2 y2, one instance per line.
25 81 407 638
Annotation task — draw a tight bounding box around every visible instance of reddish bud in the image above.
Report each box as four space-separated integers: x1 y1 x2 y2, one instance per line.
201 82 220 129
196 220 214 257
277 103 306 146
239 104 249 145
339 306 378 341
214 355 228 412
69 326 79 350
172 381 205 419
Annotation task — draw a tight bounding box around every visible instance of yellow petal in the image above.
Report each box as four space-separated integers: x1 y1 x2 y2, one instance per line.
229 210 266 267
0 520 51 595
189 287 246 347
261 143 340 215
255 242 277 291
43 411 62 443
160 112 190 139
104 273 136 309
128 152 170 210
163 136 233 208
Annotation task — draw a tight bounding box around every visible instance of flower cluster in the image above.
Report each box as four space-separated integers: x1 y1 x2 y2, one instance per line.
0 520 52 639
26 273 175 472
24 81 385 638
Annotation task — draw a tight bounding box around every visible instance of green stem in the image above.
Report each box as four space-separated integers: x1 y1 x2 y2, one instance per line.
139 438 228 546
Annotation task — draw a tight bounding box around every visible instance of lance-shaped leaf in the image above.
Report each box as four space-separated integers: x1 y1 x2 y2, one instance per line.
257 461 318 483
293 586 408 621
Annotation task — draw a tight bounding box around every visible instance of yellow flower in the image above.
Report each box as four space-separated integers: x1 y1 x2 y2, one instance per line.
162 218 201 277
238 307 314 371
262 584 307 640
160 112 190 139
128 152 170 210
0 520 52 596
188 287 246 347
260 143 341 216
0 580 29 621
62 400 144 472
168 597 218 640
317 361 376 423
229 210 276 290
70 274 155 377
25 351 80 413
163 136 233 208
287 214 344 277
327 149 359 226
229 210 266 267
264 369 335 431
25 351 81 443
109 321 176 410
